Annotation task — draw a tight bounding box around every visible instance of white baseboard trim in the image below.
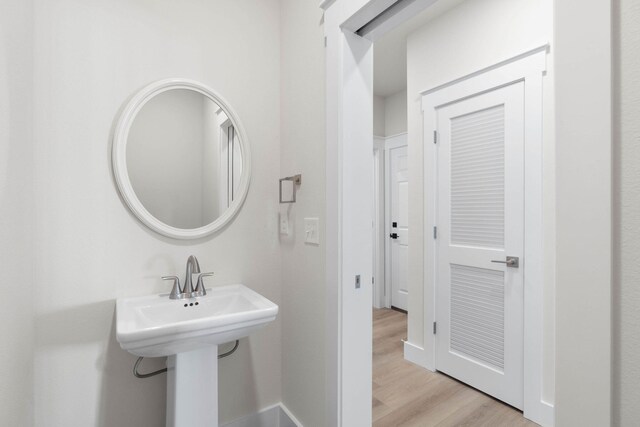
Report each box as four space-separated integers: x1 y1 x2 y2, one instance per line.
524 399 554 427
279 404 303 426
539 400 555 427
403 340 434 372
221 403 302 427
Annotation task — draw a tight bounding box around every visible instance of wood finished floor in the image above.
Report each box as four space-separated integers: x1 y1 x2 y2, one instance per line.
372 308 538 427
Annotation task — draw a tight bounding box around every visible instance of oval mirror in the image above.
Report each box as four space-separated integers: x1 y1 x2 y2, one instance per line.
112 79 251 239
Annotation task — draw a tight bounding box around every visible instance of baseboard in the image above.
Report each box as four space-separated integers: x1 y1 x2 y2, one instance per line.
403 340 434 372
221 403 302 427
523 400 555 427
279 404 303 427
390 306 408 314
538 400 555 427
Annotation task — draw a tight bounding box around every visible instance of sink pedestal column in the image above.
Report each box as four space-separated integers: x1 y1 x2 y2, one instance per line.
166 346 218 427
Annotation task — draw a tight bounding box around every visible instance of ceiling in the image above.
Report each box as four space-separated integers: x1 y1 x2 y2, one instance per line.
373 0 464 98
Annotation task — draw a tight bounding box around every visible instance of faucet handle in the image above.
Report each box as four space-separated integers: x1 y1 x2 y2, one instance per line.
194 272 214 296
162 276 182 300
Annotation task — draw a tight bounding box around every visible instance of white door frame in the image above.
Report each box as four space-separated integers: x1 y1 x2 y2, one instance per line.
423 47 549 425
321 1 611 426
373 136 385 308
373 133 408 310
323 10 375 425
384 133 408 310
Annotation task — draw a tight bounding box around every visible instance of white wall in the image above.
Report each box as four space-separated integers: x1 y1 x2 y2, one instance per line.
0 0 34 425
279 1 327 426
383 90 407 136
373 91 407 137
32 1 282 425
374 94 385 136
554 0 611 423
613 0 640 425
7 0 630 425
405 0 555 401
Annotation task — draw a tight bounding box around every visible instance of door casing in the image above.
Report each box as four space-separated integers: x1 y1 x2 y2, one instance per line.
422 46 549 424
384 133 408 310
373 136 385 308
321 1 612 426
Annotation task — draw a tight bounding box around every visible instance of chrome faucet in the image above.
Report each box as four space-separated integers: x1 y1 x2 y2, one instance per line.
162 255 213 300
183 255 201 297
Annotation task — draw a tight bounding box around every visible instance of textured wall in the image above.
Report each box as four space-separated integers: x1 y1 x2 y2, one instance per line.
613 0 640 425
32 1 282 425
554 0 612 423
279 0 327 425
0 0 34 425
374 95 386 137
384 90 407 136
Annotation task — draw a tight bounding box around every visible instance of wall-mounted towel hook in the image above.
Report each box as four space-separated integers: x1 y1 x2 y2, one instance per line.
279 174 302 203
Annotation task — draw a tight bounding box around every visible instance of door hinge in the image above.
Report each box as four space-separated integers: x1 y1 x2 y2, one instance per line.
433 226 437 239
372 276 375 285
433 130 438 144
433 322 437 334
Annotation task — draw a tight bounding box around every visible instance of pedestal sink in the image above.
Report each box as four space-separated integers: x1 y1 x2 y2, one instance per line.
116 284 278 427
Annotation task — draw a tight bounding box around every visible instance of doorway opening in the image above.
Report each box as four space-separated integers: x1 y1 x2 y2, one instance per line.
366 0 553 425
324 0 611 425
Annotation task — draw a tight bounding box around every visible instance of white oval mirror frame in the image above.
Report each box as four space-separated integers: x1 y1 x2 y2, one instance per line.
112 78 251 239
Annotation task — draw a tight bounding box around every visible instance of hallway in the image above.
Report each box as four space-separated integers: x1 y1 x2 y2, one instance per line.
372 308 537 426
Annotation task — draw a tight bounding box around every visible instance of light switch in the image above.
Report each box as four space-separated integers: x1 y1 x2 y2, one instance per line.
279 213 289 236
304 217 320 245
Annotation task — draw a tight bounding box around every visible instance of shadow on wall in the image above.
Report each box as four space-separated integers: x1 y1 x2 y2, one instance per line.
98 312 167 427
35 301 166 426
217 336 259 422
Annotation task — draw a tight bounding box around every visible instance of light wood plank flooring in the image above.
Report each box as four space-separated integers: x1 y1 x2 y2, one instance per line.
373 308 538 427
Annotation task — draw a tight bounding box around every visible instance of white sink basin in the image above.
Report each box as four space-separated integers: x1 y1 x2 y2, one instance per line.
116 284 278 357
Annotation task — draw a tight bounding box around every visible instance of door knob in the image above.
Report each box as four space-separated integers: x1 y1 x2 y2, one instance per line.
389 233 398 239
491 256 519 268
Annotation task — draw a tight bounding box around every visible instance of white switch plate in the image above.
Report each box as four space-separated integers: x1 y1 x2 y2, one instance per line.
304 217 320 245
279 213 289 236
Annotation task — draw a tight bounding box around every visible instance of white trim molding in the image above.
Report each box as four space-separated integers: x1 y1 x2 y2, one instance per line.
373 136 385 309
383 133 408 310
111 78 252 240
383 132 408 149
324 4 376 425
403 340 430 369
421 46 553 426
319 0 337 11
419 45 550 96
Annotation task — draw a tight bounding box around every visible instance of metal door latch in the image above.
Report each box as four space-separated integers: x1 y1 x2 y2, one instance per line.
491 256 519 268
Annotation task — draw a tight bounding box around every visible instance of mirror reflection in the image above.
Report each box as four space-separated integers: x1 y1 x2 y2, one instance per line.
126 88 243 229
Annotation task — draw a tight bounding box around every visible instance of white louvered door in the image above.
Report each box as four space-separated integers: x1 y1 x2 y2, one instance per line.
435 82 524 409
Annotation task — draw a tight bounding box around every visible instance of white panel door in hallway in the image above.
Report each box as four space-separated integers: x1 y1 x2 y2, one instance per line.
434 82 525 409
388 139 408 311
